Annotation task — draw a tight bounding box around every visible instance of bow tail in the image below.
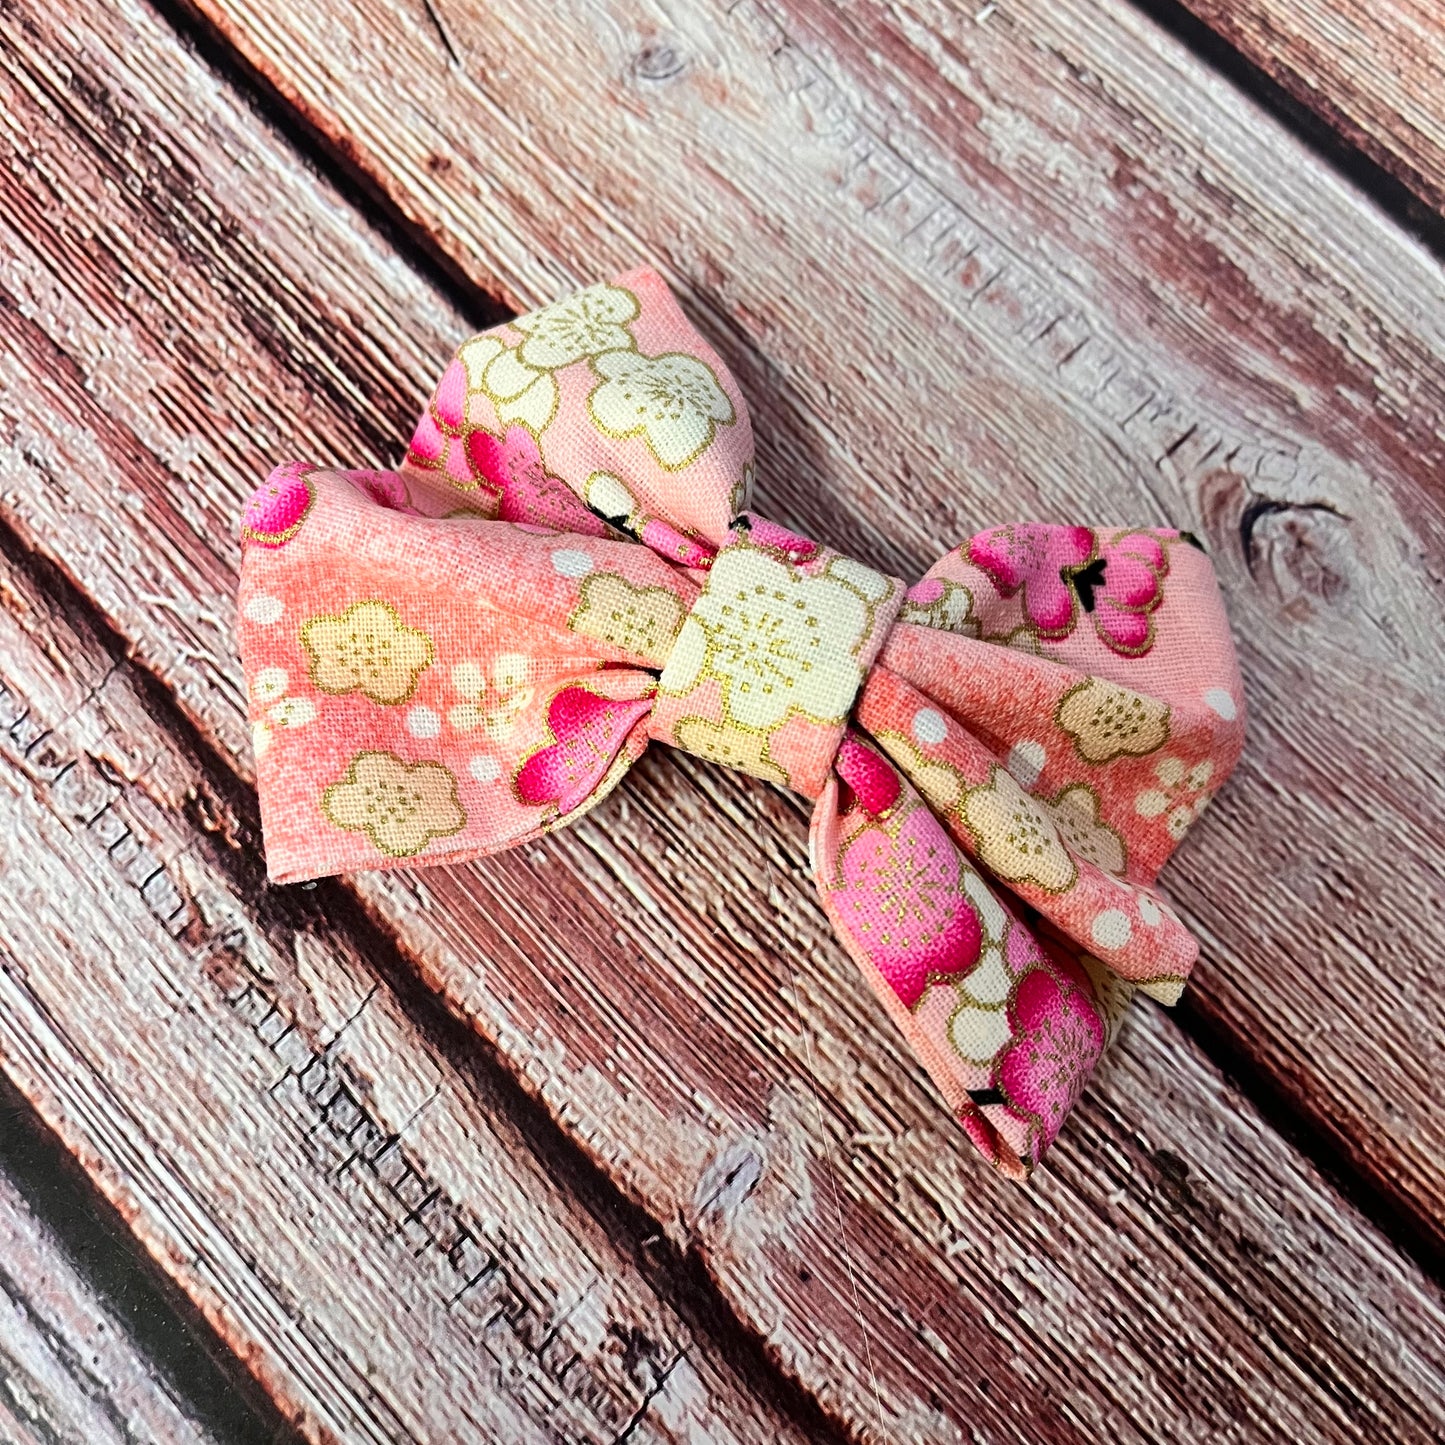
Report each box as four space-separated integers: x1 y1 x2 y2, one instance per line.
810 732 1125 1177
854 665 1196 1002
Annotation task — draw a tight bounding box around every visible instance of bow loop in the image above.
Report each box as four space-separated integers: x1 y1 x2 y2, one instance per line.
400 266 754 561
236 269 1244 1179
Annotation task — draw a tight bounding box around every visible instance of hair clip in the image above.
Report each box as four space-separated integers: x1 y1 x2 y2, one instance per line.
237 267 1243 1176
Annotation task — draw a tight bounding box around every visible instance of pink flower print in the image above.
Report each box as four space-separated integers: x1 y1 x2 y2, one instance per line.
833 734 901 816
969 524 1094 637
997 967 1105 1146
405 358 477 488
1004 912 1046 975
832 803 982 1008
640 517 717 569
969 525 1169 656
738 513 819 563
468 426 607 535
241 462 314 547
1089 531 1168 655
342 469 419 514
513 685 653 816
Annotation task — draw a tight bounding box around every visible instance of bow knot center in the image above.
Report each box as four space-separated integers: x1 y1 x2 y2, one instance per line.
651 514 904 797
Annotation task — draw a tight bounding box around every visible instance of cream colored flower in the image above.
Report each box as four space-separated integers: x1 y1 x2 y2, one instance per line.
302 600 434 705
873 732 965 815
513 283 639 369
459 334 558 433
589 350 735 470
321 751 465 857
960 765 1077 893
948 869 1015 1064
568 573 684 664
1045 783 1126 876
447 654 533 741
268 697 316 730
673 716 789 788
251 666 289 705
1056 676 1170 764
659 544 870 731
1135 755 1214 840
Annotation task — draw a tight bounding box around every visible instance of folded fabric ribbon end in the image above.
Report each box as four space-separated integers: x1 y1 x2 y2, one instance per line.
235 265 1245 1178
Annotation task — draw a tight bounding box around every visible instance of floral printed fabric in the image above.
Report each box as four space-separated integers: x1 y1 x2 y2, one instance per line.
236 266 1245 1179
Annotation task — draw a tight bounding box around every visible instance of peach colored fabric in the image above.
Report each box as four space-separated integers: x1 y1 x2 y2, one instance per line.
237 266 1244 1177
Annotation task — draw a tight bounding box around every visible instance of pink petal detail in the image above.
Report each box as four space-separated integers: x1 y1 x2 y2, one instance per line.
834 735 901 816
407 409 445 464
434 358 468 431
514 686 653 815
969 524 1094 638
996 969 1104 1147
469 427 605 534
831 805 982 1007
241 464 313 547
743 514 818 562
642 517 716 568
1094 604 1151 653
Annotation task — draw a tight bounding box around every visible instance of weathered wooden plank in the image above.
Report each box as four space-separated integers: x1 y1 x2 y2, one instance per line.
1174 0 1445 217
3 2 1445 1443
168 0 1445 1255
0 548 812 1444
0 1141 224 1445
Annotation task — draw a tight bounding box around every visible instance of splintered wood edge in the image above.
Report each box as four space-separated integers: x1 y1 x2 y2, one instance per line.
2 1 1445 1442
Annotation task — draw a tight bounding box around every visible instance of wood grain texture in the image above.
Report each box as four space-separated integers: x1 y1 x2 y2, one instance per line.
0 1161 220 1445
1176 0 1445 216
1 1 1444 1443
171 0 1445 1256
0 540 810 1445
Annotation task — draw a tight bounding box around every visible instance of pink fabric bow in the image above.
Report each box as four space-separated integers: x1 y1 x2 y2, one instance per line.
236 267 1244 1178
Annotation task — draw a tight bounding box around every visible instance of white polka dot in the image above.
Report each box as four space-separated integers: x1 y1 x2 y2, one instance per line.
252 666 288 703
269 697 315 729
1091 909 1133 950
1007 739 1047 789
243 593 284 625
551 549 593 578
407 706 441 739
1204 688 1236 721
468 753 501 783
912 708 947 746
251 721 272 759
1138 896 1162 927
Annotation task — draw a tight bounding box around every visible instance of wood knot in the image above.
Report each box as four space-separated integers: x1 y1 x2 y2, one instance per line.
633 42 686 83
1238 496 1355 618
